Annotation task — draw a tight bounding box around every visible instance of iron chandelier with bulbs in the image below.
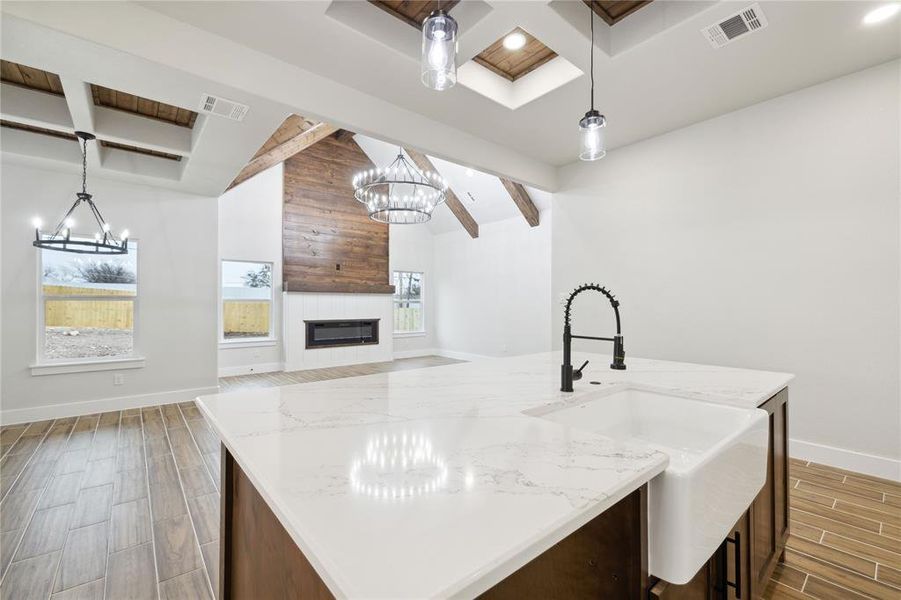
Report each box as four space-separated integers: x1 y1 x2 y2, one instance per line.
32 131 130 254
352 150 448 224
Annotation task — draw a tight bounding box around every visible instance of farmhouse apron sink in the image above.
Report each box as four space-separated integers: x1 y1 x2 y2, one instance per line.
534 387 768 585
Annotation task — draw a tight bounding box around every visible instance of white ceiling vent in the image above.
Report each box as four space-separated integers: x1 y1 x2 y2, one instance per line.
198 94 249 121
702 3 768 49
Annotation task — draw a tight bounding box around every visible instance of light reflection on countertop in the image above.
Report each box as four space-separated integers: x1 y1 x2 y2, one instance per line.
350 431 449 500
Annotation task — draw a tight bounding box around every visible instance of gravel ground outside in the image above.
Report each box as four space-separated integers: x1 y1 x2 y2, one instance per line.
45 327 133 359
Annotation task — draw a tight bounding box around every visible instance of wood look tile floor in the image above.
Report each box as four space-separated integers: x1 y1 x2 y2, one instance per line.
2 356 897 599
763 459 901 600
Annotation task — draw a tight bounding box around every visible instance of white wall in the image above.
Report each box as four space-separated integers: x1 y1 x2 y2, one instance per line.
552 61 901 478
389 224 437 357
1 161 219 423
433 213 553 359
218 164 283 376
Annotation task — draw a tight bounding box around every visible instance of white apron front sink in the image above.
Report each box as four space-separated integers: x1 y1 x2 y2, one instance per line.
535 387 768 584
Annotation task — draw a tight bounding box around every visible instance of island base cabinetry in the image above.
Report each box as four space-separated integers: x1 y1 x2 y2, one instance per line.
649 387 789 600
219 446 652 599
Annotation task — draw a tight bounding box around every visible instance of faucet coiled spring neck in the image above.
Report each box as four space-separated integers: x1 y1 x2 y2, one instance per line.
563 283 621 333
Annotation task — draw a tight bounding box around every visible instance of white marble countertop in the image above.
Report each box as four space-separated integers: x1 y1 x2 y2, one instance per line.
197 352 793 599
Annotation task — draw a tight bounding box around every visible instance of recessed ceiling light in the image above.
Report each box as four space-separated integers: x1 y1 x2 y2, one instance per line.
503 32 527 50
465 168 475 177
863 3 900 25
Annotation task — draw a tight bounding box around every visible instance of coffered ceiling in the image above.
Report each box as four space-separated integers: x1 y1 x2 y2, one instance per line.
0 17 292 196
473 28 558 82
584 1 654 26
2 1 899 191
370 0 460 28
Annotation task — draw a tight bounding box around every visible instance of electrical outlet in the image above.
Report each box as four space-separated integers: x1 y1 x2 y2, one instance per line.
113 373 124 385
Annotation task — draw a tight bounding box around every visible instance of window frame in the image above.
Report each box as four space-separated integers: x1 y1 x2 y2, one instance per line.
34 238 142 370
219 258 276 346
392 270 426 337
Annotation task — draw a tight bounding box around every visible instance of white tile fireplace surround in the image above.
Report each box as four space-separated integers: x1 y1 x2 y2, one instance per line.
283 292 394 371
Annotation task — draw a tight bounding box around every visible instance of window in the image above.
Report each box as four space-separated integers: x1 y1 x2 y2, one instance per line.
393 271 424 334
39 241 138 363
221 260 273 341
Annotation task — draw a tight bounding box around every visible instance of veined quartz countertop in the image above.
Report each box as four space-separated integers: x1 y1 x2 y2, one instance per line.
197 352 793 599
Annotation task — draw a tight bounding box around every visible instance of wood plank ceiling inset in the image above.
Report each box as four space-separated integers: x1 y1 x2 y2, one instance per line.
0 119 77 141
90 83 198 129
369 0 460 28
583 1 654 26
473 27 557 82
100 140 182 162
0 60 65 95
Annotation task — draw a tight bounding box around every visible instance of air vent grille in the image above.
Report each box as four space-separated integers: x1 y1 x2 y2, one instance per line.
702 3 768 49
198 93 249 122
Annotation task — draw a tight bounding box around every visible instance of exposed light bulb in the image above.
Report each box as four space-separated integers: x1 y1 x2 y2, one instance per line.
503 31 526 50
102 223 110 232
120 229 129 240
32 217 42 229
65 218 75 229
863 3 900 24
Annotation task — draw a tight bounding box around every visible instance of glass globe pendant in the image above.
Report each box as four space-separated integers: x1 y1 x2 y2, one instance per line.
421 9 458 91
579 110 606 161
579 4 606 161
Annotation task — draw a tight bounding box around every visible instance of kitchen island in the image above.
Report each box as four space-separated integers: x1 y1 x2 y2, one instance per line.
197 352 793 599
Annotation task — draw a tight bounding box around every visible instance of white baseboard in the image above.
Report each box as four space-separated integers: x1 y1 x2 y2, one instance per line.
218 362 283 378
435 349 493 362
0 386 220 426
790 438 901 482
393 348 440 360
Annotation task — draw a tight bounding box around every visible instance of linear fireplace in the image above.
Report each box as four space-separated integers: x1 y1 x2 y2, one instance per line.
305 319 380 349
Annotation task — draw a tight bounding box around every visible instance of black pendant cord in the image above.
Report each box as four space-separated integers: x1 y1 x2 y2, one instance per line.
589 5 595 112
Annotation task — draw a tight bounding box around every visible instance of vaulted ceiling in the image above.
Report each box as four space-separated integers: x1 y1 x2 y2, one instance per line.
2 1 899 193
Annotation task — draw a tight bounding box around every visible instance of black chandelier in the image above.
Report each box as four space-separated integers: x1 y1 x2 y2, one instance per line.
33 131 129 254
352 150 448 224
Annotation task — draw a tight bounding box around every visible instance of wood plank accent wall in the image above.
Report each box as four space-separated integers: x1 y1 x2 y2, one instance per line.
282 134 395 294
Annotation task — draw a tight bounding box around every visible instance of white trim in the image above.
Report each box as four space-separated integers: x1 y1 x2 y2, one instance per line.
30 356 146 376
393 332 426 338
790 438 901 482
0 385 219 426
393 348 441 360
218 339 278 349
434 349 493 362
218 362 283 378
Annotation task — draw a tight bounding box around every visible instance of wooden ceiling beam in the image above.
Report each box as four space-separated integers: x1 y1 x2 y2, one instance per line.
500 178 539 227
228 121 339 191
404 148 479 239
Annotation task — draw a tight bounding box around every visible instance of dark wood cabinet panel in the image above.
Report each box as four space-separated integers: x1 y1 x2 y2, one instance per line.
482 486 648 599
749 388 789 599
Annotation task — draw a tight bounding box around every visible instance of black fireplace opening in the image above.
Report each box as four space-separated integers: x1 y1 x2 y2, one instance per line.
305 319 380 349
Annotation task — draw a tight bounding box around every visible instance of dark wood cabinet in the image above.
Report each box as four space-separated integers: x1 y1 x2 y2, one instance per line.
749 387 790 598
650 387 789 600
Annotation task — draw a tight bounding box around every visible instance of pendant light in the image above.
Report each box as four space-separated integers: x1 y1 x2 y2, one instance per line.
421 7 458 91
32 131 129 254
579 5 606 161
352 149 448 224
